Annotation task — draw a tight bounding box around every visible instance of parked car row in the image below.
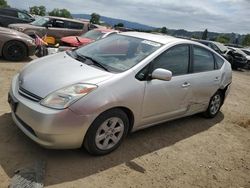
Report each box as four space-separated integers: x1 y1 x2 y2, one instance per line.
0 8 35 27
0 7 120 61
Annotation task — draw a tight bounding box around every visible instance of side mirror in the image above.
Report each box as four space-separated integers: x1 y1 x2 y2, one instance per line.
151 68 172 81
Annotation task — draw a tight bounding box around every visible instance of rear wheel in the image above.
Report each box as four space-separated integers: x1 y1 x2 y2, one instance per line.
2 41 27 61
204 91 223 118
84 109 129 155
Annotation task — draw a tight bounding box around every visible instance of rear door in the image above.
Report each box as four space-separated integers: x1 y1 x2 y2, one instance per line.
141 44 193 125
188 45 221 112
46 19 67 39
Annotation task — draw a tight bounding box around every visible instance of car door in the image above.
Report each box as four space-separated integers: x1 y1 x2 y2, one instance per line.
64 21 85 36
188 45 221 112
46 19 67 39
141 44 193 125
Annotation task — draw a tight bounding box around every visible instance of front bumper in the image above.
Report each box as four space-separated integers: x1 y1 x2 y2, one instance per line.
9 74 94 149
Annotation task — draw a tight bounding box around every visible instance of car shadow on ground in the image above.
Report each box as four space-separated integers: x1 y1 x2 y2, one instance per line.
0 112 224 186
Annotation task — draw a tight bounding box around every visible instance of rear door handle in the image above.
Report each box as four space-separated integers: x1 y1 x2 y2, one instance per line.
214 77 220 81
182 82 191 88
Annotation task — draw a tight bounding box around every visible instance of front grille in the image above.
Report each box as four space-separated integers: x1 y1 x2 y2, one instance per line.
18 86 43 102
15 115 37 137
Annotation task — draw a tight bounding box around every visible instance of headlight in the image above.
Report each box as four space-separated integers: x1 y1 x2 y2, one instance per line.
27 39 35 45
40 84 97 109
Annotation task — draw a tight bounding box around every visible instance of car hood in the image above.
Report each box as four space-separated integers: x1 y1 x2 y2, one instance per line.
19 52 113 98
0 27 32 39
61 36 93 47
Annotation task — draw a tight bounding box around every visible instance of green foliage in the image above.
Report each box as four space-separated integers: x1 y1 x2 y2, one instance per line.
161 27 168 34
202 29 208 40
114 22 124 28
90 13 100 24
216 35 230 44
242 34 250 46
191 35 200 39
0 0 9 8
29 6 46 16
48 8 72 18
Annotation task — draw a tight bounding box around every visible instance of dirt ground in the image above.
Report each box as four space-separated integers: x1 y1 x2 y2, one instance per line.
0 57 249 188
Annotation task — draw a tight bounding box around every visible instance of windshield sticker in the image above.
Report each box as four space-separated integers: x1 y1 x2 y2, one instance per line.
141 40 161 47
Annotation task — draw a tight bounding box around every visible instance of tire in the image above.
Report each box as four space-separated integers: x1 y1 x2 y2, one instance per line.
2 41 27 61
203 91 223 118
84 109 129 155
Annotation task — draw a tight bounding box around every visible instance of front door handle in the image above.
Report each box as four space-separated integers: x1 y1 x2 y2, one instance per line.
182 82 191 88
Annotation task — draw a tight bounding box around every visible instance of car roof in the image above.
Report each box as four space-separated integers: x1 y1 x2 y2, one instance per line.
45 16 88 24
0 7 27 13
120 32 183 44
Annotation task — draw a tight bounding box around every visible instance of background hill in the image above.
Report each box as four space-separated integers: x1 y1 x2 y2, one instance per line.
73 14 244 44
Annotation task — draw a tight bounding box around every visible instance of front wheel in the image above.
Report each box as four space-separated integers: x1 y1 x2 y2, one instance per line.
84 109 129 155
204 91 223 118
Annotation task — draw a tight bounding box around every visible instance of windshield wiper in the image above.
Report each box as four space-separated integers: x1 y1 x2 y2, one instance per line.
74 52 109 72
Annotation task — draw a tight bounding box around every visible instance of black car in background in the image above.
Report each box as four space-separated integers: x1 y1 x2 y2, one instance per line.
0 8 35 27
192 39 247 69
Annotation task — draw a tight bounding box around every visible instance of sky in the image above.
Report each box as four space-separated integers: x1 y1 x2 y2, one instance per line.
7 0 250 34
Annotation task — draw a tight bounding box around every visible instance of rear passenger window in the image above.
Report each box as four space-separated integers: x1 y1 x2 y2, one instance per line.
193 46 215 73
214 54 224 69
52 20 65 28
152 45 189 76
65 21 84 29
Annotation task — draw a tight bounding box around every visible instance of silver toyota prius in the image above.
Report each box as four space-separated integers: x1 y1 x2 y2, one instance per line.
8 32 232 155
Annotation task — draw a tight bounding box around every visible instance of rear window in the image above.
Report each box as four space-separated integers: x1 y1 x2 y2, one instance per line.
65 21 84 29
214 54 224 69
193 46 215 73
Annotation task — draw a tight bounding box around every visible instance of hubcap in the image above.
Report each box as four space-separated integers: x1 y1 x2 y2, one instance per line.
8 45 23 59
210 94 221 115
95 117 124 150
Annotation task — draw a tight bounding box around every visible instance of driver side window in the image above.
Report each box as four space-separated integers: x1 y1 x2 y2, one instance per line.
152 45 190 76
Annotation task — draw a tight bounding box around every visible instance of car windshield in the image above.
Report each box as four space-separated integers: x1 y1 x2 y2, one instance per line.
81 30 105 40
74 34 162 72
31 17 49 26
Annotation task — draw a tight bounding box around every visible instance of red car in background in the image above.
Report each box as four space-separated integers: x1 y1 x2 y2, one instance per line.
60 28 118 47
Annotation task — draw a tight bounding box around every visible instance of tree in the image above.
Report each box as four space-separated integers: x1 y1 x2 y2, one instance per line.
90 13 100 24
216 35 230 44
29 6 46 16
0 0 9 8
242 34 250 46
161 27 168 34
48 8 72 18
202 29 208 40
114 22 124 28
